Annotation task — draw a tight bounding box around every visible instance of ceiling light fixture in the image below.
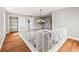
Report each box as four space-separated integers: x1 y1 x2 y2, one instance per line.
37 9 45 24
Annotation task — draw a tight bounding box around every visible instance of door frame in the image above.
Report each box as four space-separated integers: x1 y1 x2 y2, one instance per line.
8 15 19 33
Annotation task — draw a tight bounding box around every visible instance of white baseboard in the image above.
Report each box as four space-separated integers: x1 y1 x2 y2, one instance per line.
19 33 38 52
6 32 9 34
49 36 79 52
68 36 79 41
0 32 6 48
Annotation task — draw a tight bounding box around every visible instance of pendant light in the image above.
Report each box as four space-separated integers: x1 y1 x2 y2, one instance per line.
37 9 45 24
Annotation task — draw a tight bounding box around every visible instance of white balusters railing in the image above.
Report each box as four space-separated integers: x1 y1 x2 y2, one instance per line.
19 26 67 52
48 27 67 52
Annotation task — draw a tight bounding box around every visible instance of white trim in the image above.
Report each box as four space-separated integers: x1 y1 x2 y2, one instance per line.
8 14 19 33
6 32 10 34
68 36 79 41
7 15 10 33
48 36 79 52
0 32 6 48
19 33 38 52
48 37 68 52
0 8 7 48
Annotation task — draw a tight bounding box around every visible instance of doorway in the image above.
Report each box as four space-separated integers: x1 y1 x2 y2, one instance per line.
9 16 18 32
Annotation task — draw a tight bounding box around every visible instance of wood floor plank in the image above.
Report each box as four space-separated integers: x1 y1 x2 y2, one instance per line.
58 38 79 52
2 32 79 52
1 32 31 52
0 48 1 52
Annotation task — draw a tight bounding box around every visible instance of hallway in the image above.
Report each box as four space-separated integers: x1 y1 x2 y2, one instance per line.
1 32 31 52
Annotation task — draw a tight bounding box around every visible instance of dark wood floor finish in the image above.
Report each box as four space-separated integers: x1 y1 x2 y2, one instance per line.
58 38 79 52
1 32 31 52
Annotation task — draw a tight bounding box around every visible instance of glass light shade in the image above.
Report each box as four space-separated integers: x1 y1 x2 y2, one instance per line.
37 19 45 23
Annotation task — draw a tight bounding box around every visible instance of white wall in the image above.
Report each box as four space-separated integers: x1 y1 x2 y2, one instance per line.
0 7 6 48
6 13 36 32
5 12 9 33
52 7 79 38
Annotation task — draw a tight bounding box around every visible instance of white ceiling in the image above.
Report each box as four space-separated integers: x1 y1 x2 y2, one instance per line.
5 7 65 16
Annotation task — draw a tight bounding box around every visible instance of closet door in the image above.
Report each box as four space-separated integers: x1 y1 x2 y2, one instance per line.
9 16 18 32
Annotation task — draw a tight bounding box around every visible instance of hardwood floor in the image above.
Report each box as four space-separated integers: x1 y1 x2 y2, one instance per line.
1 32 31 52
1 32 79 52
0 48 1 52
58 38 79 52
